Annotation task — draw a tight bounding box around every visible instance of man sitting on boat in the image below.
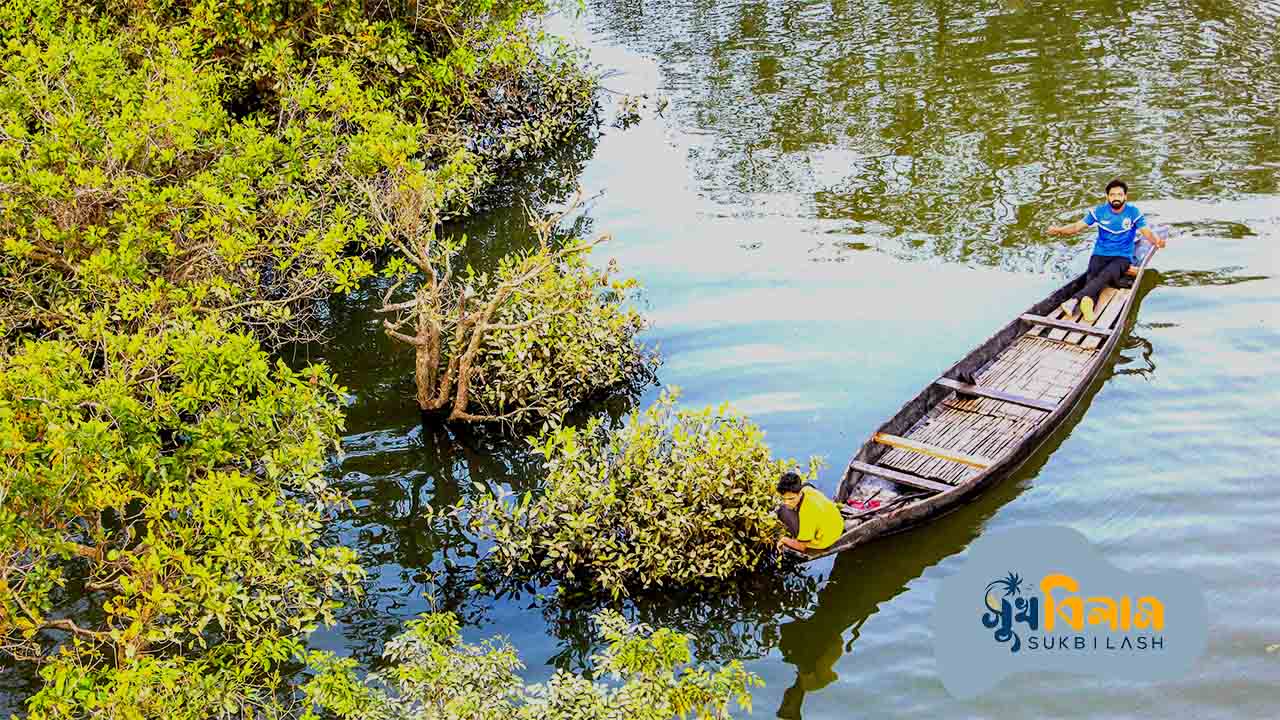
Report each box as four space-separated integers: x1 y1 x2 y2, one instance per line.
1046 178 1166 323
775 472 843 553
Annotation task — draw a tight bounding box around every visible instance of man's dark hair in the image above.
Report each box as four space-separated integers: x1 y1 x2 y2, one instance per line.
776 471 804 494
1105 178 1128 194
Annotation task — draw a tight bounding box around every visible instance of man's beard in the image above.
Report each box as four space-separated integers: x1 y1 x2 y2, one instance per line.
1109 200 1125 209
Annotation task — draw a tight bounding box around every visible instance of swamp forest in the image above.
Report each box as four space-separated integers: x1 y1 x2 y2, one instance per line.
2 0 1279 718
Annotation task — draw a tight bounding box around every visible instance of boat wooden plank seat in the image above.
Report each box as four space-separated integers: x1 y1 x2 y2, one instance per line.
941 397 1042 426
872 432 993 469
1024 304 1067 339
848 461 955 494
934 377 1058 413
1019 313 1113 338
876 410 1006 484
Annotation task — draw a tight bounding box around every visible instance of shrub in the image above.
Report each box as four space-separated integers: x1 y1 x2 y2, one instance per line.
462 390 821 597
374 188 653 424
302 610 762 720
470 249 653 424
0 316 364 717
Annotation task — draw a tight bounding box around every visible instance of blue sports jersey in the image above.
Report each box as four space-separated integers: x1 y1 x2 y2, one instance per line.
1082 203 1147 258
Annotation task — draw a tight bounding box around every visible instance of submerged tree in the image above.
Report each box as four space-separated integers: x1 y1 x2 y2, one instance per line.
371 183 652 424
459 389 823 597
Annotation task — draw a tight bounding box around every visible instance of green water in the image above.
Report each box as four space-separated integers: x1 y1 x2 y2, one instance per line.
8 0 1277 716
310 0 1280 717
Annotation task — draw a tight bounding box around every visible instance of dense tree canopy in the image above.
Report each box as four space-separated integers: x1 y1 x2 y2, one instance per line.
0 0 620 716
4 317 364 719
0 0 597 347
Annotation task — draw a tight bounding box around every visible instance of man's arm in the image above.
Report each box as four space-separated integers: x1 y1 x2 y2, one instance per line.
778 536 810 552
1047 220 1089 237
1138 225 1166 248
778 504 815 552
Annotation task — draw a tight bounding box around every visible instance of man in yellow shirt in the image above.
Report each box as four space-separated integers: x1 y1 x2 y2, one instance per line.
775 472 844 552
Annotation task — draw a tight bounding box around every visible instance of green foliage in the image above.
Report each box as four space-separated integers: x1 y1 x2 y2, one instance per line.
463 389 821 597
0 15 367 343
0 0 638 714
303 610 761 720
27 646 306 720
0 316 364 717
472 252 651 423
0 0 596 347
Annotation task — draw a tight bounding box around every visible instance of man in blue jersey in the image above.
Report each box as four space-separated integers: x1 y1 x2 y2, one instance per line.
1047 178 1166 323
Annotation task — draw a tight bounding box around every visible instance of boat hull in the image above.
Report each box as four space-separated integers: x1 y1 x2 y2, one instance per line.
805 239 1161 560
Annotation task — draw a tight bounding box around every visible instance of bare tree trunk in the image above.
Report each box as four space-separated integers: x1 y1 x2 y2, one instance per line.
413 286 443 411
414 344 436 411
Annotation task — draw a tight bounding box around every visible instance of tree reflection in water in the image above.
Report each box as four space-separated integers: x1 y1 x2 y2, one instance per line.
527 569 825 672
588 0 1280 273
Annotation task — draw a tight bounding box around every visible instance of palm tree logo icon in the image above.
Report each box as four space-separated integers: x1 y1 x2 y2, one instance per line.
986 571 1024 605
982 571 1034 652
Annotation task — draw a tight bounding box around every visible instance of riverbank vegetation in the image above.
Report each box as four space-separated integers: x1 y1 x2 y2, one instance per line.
6 319 363 718
0 0 599 348
1 1 792 716
0 0 615 715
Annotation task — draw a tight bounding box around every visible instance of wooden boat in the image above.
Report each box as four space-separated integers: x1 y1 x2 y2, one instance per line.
803 231 1164 560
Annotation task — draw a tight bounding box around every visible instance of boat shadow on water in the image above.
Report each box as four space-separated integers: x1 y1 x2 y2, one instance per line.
773 269 1162 719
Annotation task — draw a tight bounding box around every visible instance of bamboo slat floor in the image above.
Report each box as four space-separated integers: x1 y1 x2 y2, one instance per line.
874 287 1133 485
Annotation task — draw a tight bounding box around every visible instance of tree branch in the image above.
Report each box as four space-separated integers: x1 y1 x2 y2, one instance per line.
66 542 102 562
482 314 550 332
375 297 420 314
26 246 78 276
383 321 426 346
41 617 112 640
447 408 530 424
11 591 111 641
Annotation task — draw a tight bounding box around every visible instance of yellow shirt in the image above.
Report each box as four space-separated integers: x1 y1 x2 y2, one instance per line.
797 486 844 550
